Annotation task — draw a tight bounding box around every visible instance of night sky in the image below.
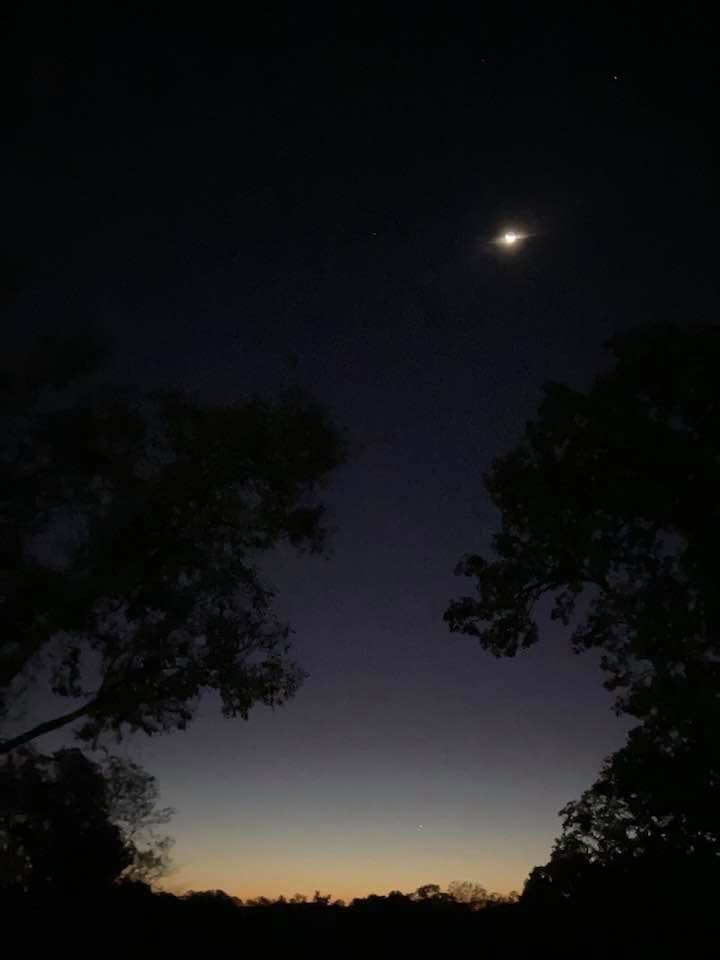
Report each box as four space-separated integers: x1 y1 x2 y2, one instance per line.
4 12 717 899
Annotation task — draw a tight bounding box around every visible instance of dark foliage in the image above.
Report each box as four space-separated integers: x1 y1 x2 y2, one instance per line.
0 747 172 892
0 334 346 752
447 324 720 905
0 748 129 892
1 881 711 959
447 325 720 721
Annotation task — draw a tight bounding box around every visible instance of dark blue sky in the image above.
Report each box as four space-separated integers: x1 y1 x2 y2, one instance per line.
4 11 717 896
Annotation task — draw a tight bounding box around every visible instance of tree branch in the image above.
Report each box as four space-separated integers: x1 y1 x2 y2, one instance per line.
0 697 98 755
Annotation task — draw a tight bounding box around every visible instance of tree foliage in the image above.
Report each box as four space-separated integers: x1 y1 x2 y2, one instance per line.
446 325 720 725
557 718 719 865
446 324 720 888
0 747 172 892
103 752 174 884
524 711 720 908
446 880 490 909
0 333 345 752
0 748 125 892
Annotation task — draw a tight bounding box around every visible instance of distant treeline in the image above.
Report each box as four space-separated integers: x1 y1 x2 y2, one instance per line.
198 880 517 909
2 878 712 959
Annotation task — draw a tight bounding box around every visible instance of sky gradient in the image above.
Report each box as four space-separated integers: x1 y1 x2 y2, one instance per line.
4 12 716 899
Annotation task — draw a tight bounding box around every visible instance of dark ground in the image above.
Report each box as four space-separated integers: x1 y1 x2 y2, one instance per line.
5 885 715 959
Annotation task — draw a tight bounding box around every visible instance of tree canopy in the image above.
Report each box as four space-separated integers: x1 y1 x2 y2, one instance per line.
446 324 720 892
0 746 172 892
446 324 720 725
103 752 174 884
0 333 346 753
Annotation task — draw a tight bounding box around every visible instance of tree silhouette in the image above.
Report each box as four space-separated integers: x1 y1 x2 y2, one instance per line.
0 333 346 753
447 325 720 721
0 748 130 892
103 753 174 884
524 713 719 909
413 883 443 901
0 747 173 892
446 324 720 893
446 880 489 909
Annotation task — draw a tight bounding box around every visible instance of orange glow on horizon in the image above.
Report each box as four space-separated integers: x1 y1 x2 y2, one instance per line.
160 850 534 902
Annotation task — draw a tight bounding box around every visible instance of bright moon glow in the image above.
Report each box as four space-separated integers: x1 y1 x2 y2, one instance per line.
493 228 527 249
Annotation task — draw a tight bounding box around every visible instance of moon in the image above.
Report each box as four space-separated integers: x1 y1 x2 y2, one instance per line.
492 227 528 250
